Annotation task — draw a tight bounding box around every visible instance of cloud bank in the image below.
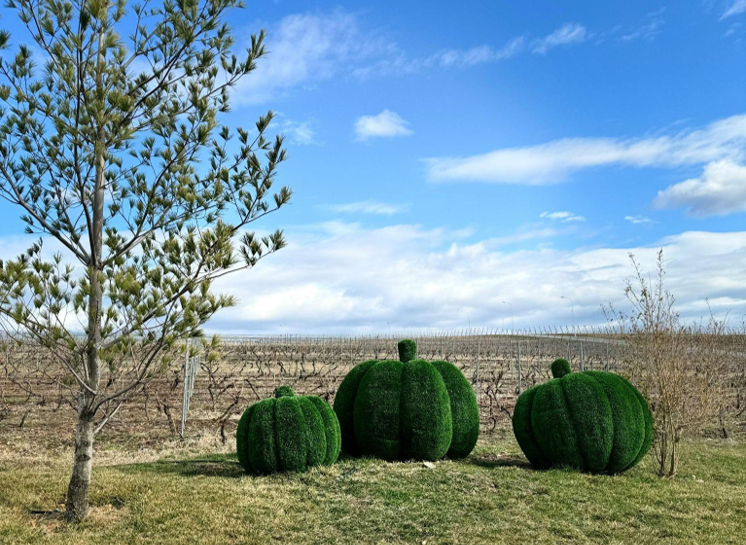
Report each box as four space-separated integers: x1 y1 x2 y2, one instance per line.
209 223 746 334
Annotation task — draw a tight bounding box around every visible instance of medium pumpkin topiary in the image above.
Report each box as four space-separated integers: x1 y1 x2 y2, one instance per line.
512 358 653 474
334 339 479 461
236 386 341 475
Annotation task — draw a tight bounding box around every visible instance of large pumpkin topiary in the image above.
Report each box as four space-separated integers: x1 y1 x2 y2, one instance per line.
334 339 479 461
236 386 341 475
512 358 653 474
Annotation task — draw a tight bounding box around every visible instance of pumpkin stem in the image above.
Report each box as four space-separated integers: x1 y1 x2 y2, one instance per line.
274 385 295 398
397 339 417 363
551 358 571 378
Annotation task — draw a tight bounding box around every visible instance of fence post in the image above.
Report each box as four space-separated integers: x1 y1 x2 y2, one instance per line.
474 338 481 403
180 338 191 437
579 341 585 372
516 341 523 395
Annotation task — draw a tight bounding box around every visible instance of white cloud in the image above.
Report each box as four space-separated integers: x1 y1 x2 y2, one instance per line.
619 18 665 42
426 23 589 69
355 23 587 77
540 211 586 223
325 201 409 216
275 117 317 145
209 223 746 333
233 12 390 105
531 23 588 54
625 215 656 224
610 9 666 43
722 0 746 19
433 38 526 67
425 113 746 184
354 110 413 141
724 23 741 38
351 56 421 80
229 12 650 102
230 13 594 98
653 160 746 217
428 18 661 69
360 22 591 77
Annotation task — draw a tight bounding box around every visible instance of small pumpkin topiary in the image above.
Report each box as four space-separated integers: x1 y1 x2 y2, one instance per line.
334 339 479 461
236 386 341 475
512 358 653 474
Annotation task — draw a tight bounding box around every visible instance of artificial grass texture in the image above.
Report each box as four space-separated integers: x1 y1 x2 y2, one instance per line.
551 358 571 378
397 339 417 363
334 340 479 461
512 359 653 474
354 360 406 460
335 359 378 456
236 386 341 475
432 360 480 458
400 359 452 460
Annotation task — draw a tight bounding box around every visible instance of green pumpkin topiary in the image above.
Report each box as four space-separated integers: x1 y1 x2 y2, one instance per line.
512 358 653 474
236 386 341 475
334 339 480 461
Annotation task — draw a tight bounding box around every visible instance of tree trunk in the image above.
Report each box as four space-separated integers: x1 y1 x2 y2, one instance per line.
656 426 668 477
668 437 678 478
65 402 95 521
64 14 108 521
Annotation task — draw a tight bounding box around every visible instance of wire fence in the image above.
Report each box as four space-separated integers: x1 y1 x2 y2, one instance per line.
1 328 744 441
180 329 745 436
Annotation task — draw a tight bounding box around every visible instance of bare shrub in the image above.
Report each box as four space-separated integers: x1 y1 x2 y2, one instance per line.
605 250 730 477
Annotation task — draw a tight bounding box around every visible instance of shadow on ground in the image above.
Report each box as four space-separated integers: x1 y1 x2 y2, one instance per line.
469 453 533 470
112 454 245 479
109 449 533 478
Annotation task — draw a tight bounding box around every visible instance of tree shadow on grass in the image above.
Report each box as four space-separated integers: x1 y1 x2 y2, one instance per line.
111 454 245 479
468 453 534 470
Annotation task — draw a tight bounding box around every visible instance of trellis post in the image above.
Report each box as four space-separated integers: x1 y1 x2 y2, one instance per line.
475 338 481 402
516 341 523 395
181 338 198 437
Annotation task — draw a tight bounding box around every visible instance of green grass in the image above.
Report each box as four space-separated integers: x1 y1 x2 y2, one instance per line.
0 436 745 544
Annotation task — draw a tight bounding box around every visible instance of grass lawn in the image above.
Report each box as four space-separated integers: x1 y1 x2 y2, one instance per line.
0 435 744 544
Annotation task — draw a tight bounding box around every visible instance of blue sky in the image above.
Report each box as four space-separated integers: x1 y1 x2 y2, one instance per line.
1 1 746 333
